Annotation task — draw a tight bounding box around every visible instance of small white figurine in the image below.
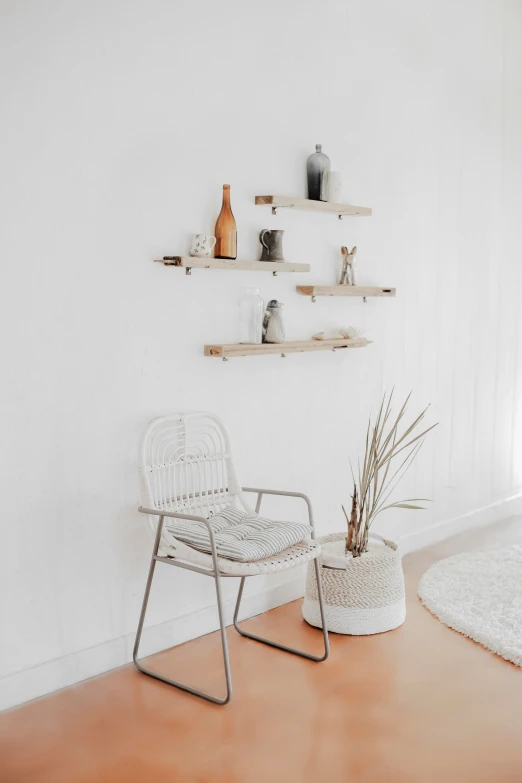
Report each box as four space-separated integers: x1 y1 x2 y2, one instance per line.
339 326 363 339
340 245 357 286
312 327 364 341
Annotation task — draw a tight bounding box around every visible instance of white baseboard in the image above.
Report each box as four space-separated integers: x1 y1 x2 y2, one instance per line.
0 569 307 712
398 492 522 554
3 493 521 712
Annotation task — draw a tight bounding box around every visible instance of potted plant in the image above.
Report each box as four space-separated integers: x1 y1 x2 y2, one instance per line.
303 392 437 635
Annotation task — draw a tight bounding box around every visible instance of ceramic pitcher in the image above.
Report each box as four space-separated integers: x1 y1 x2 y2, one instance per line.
189 234 216 258
259 229 285 262
263 300 285 343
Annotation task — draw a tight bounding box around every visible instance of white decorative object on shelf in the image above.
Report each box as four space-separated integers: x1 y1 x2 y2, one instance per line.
340 245 357 285
312 328 364 341
262 300 285 344
328 171 343 203
239 287 264 345
189 234 216 258
339 326 363 339
302 532 406 635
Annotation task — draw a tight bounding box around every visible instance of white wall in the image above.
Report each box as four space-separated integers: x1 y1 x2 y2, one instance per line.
1 0 522 710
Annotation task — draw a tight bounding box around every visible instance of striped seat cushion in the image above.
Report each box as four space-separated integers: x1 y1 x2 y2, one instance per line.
165 506 311 562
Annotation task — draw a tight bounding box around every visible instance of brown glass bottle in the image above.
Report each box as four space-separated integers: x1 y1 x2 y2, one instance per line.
214 184 237 259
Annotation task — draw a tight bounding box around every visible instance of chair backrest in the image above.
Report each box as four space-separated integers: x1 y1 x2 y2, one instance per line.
140 413 243 523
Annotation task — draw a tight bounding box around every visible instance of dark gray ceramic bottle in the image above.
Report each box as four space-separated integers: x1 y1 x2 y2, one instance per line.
307 144 330 201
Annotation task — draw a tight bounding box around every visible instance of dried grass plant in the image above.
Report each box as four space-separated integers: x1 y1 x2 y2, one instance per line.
343 391 437 557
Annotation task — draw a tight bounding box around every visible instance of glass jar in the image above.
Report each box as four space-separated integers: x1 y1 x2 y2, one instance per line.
239 287 264 344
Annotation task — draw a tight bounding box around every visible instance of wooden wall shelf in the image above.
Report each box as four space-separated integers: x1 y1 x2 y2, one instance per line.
255 195 372 219
157 257 310 275
204 337 370 360
297 285 396 301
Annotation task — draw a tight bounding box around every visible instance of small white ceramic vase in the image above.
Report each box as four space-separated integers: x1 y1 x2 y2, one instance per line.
189 234 216 258
328 171 343 203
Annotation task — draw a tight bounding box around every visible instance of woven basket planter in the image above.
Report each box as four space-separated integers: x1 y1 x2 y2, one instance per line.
302 533 406 635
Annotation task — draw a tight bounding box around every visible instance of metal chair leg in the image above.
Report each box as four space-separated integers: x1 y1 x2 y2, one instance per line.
233 558 330 662
133 516 232 705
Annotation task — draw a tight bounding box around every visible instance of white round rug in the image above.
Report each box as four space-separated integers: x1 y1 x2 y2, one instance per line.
418 544 522 667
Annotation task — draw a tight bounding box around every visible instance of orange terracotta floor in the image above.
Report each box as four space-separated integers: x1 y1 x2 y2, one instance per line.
1 518 522 783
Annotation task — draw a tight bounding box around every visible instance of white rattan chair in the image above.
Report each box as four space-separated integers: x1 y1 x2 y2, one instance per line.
134 412 329 705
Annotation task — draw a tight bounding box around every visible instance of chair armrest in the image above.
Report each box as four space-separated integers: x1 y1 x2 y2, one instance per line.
138 507 226 568
139 506 210 524
242 487 310 502
137 506 221 559
241 488 315 535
